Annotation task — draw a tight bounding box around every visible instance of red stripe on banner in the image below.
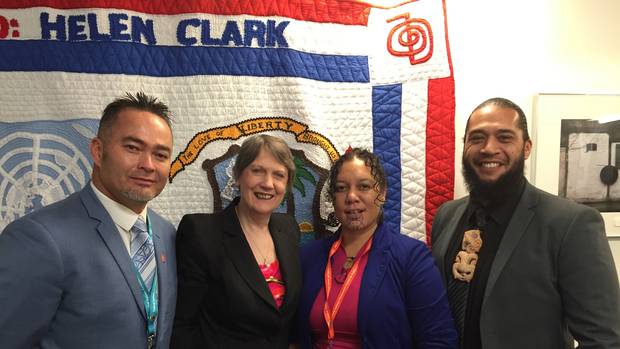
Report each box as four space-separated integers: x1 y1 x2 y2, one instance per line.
425 77 455 246
425 0 454 246
1 0 371 25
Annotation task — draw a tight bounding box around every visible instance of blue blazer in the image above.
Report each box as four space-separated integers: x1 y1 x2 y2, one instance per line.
0 184 177 349
295 223 457 349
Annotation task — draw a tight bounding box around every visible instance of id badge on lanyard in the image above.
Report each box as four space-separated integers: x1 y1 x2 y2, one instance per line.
135 216 159 346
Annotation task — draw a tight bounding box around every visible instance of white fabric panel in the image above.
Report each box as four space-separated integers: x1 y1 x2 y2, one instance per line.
400 80 428 240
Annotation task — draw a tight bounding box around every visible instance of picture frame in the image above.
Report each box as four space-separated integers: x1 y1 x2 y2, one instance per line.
531 93 620 237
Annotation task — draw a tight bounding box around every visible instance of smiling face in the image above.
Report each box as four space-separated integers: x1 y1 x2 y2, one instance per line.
333 158 386 235
90 108 173 213
236 147 289 218
463 105 532 186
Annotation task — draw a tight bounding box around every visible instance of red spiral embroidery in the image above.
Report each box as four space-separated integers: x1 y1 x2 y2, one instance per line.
386 13 433 65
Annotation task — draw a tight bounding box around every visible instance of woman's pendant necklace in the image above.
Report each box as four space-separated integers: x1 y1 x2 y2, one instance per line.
343 256 355 270
237 208 270 265
247 233 269 265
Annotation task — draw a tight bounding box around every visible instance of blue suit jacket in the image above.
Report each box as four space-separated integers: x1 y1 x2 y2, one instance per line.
295 223 457 349
0 184 177 349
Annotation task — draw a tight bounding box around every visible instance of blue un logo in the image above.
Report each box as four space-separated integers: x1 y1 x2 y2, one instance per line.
0 119 98 232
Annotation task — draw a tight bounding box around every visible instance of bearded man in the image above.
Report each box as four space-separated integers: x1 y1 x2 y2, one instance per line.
431 97 620 349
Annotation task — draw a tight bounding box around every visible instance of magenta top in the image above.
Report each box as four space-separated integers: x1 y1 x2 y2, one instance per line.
260 259 285 308
308 245 370 348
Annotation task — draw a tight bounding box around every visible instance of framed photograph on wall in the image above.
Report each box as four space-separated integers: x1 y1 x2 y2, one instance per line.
532 93 620 237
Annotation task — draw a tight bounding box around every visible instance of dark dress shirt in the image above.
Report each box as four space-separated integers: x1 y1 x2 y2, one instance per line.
445 178 526 348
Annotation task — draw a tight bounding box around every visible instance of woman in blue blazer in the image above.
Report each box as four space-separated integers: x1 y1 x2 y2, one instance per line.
293 148 457 348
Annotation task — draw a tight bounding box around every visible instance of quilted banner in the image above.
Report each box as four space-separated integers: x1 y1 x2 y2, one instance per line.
0 0 454 243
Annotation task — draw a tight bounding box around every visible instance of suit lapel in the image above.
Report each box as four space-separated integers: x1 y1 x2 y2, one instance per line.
270 217 300 313
221 205 278 310
148 210 170 323
80 185 146 318
483 183 537 303
359 224 392 304
433 199 468 279
305 234 335 309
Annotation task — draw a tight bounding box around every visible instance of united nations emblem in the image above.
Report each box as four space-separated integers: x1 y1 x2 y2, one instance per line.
0 119 97 232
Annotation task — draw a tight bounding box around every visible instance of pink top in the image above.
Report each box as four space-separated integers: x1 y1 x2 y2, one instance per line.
309 245 370 349
260 259 285 308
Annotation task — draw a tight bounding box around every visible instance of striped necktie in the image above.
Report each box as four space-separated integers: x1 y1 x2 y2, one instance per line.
130 217 156 291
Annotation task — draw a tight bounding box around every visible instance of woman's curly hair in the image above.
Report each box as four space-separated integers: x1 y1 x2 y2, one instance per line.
327 148 387 224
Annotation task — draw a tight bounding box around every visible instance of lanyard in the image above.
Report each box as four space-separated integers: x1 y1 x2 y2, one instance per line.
323 235 373 341
134 216 159 337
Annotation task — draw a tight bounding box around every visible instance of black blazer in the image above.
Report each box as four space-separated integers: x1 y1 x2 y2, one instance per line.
171 199 302 349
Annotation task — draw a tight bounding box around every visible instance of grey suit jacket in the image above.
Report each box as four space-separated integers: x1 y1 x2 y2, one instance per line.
0 184 177 349
431 182 620 349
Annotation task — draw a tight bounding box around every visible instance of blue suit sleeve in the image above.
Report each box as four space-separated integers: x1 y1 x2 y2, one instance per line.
0 217 64 348
405 243 458 348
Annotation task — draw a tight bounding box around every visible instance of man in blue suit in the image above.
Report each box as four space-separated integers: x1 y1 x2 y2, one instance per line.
0 92 177 348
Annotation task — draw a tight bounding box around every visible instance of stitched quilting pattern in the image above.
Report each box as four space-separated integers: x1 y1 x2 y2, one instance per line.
0 0 454 243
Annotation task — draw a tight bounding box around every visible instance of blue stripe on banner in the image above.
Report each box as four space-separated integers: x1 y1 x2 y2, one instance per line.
0 40 369 82
372 84 402 233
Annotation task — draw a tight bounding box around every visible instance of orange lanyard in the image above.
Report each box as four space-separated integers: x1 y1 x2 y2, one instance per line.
323 235 373 341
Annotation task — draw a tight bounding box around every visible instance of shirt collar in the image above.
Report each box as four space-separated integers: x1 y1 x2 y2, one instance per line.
469 177 526 226
90 182 148 231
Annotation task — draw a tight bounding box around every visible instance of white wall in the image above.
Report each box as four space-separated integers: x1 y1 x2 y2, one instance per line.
445 0 620 278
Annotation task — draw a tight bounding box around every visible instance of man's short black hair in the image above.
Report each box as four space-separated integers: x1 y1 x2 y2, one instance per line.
98 92 172 138
464 97 529 141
